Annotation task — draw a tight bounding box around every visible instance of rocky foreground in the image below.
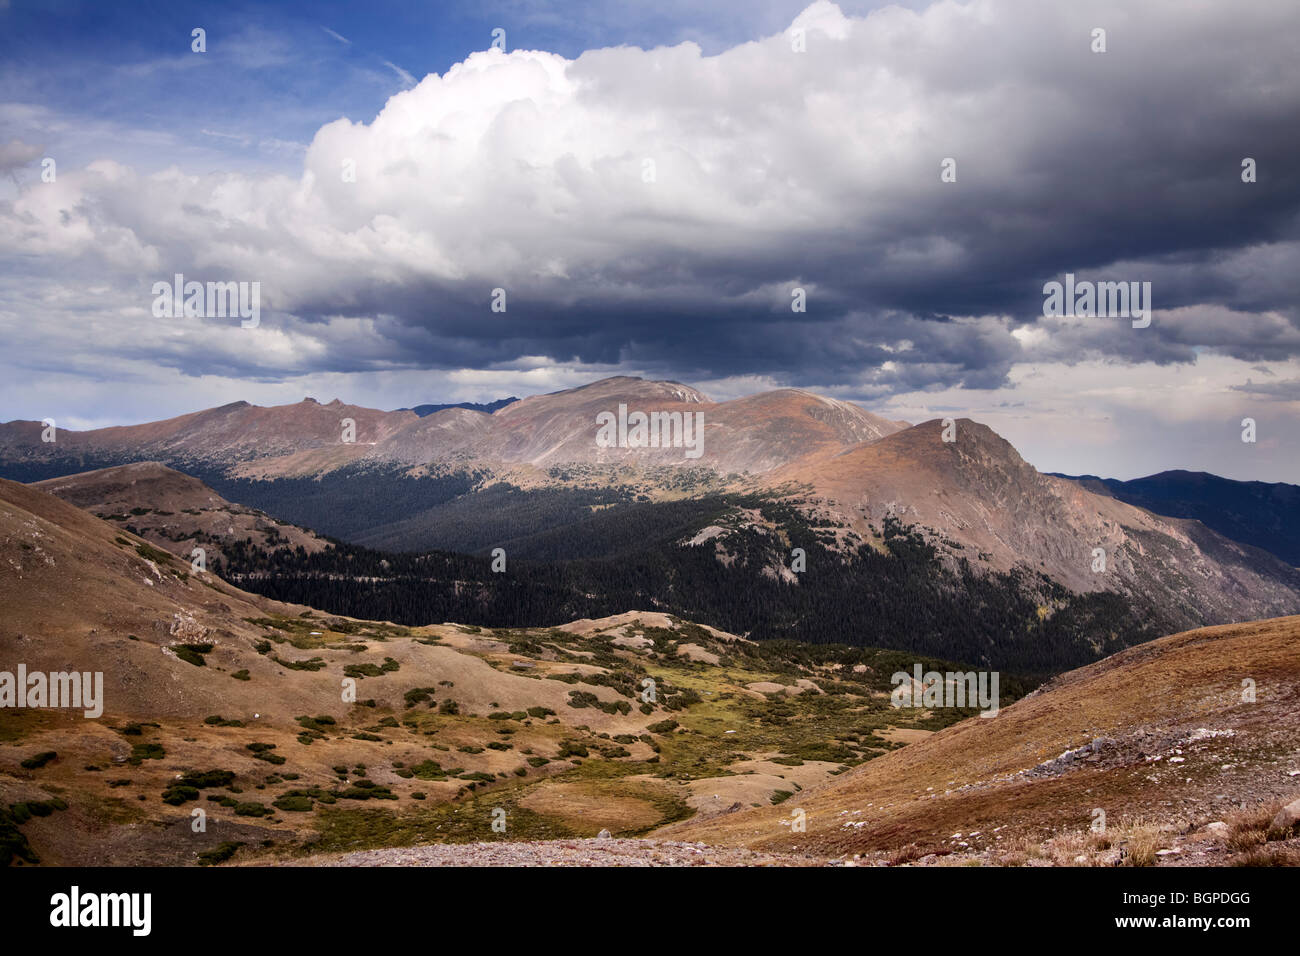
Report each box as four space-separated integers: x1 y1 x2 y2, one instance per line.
294 838 829 867
293 800 1300 866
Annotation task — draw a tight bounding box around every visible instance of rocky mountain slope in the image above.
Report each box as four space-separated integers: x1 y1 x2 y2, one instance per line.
32 462 330 565
763 419 1300 632
5 473 1297 867
662 613 1300 867
0 377 906 481
1055 470 1300 567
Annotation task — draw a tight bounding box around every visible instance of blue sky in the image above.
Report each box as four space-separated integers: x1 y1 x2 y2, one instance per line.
1 0 1298 482
0 0 898 173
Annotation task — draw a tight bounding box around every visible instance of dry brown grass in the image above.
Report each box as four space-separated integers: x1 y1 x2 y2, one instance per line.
1231 846 1300 867
1042 828 1114 866
666 613 1300 865
1225 800 1298 852
886 842 948 866
1114 818 1163 867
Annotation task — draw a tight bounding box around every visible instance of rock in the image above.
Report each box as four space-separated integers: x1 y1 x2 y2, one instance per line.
1270 799 1300 831
596 829 612 839
1205 821 1230 838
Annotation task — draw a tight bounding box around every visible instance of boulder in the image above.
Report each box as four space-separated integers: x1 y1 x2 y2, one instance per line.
1270 799 1300 831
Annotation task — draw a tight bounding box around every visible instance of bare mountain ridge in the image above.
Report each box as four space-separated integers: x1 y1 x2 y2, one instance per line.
31 461 330 564
0 376 907 479
3 377 1298 636
763 418 1300 630
0 397 416 475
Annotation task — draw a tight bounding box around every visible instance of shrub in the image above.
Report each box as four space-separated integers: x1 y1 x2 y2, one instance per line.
179 769 236 789
409 760 446 780
338 785 397 801
272 794 314 812
173 643 214 667
204 716 244 727
404 687 437 707
129 743 165 764
162 786 200 806
273 655 325 671
197 842 244 866
246 743 286 765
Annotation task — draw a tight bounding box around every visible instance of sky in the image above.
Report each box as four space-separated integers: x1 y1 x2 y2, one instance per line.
1 0 1298 482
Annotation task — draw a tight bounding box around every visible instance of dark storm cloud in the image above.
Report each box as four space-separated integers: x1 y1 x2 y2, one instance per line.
2 0 1299 394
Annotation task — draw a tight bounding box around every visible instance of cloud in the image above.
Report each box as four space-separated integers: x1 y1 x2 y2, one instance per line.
2 0 1299 415
0 138 42 176
1232 378 1300 402
382 59 417 87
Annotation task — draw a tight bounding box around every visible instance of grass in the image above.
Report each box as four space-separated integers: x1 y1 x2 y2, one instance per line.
5 612 1030 865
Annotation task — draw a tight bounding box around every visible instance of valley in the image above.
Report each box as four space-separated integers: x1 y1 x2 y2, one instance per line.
3 376 1298 868
1 474 985 865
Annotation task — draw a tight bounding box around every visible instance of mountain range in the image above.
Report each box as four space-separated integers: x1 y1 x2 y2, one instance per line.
1053 470 1300 566
3 376 1298 675
398 398 520 418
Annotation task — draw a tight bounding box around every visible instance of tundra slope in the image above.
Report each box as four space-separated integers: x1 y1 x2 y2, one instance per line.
662 613 1300 867
32 461 330 566
1 477 960 866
